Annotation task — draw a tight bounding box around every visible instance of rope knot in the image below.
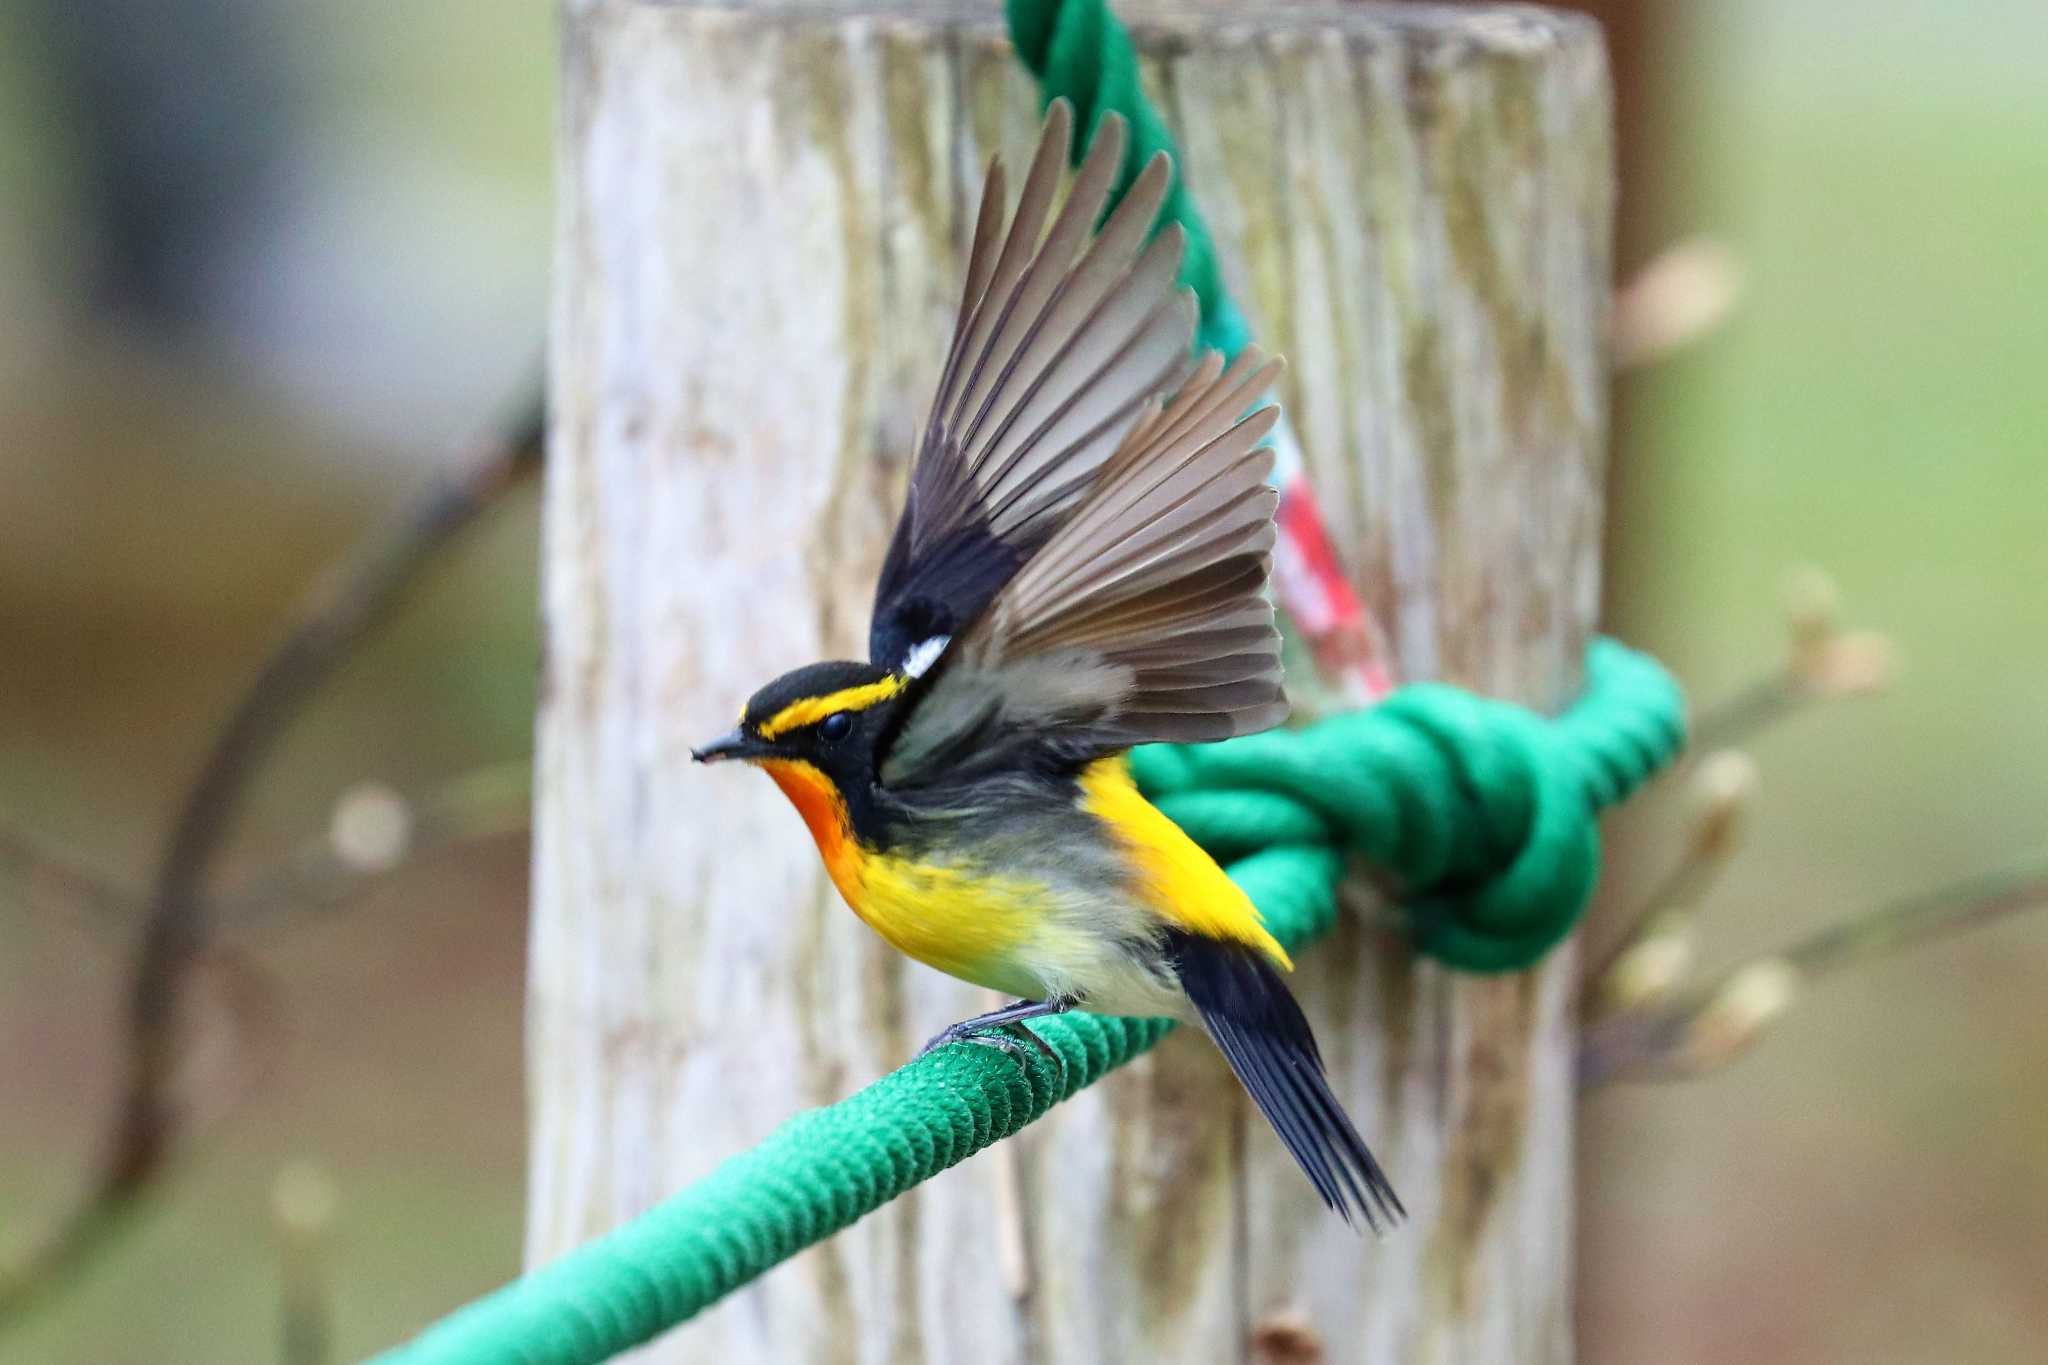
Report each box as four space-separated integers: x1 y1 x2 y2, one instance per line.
1363 688 1600 970
1133 639 1684 972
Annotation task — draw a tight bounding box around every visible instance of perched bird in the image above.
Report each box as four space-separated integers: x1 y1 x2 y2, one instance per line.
693 101 1401 1230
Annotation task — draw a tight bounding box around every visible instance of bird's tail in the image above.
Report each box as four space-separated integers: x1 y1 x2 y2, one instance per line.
1168 929 1404 1232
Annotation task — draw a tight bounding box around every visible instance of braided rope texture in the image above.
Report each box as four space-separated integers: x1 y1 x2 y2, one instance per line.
372 640 1684 1364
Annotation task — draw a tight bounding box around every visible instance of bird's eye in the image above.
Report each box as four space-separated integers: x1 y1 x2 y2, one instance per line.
819 711 853 742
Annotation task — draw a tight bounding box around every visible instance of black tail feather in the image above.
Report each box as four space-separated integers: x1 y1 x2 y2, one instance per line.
1168 930 1405 1232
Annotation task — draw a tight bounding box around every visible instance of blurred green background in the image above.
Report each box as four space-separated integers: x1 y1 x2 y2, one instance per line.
1588 3 2048 1362
0 1 2043 1361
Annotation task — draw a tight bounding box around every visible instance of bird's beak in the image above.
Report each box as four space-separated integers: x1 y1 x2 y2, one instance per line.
691 728 772 764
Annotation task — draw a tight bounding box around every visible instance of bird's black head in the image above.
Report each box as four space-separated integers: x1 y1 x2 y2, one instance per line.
691 660 909 806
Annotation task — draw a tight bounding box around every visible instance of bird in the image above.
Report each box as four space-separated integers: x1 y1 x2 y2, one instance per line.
692 99 1402 1230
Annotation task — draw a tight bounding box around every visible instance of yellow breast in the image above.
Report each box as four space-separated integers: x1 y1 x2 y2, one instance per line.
758 758 1045 993
840 852 1047 992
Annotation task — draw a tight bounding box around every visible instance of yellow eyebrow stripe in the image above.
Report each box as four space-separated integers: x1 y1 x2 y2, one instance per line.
757 676 906 740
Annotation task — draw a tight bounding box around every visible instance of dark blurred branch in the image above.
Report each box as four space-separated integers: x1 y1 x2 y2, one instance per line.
1580 860 2048 1089
0 382 543 1322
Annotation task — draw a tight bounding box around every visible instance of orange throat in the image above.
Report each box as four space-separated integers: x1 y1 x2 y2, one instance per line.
757 758 863 895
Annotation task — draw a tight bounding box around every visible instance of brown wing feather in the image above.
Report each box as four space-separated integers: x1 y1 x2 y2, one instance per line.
869 101 1196 670
884 351 1289 783
964 352 1287 746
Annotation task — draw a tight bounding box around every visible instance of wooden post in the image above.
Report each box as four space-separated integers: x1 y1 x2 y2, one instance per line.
533 4 1611 1362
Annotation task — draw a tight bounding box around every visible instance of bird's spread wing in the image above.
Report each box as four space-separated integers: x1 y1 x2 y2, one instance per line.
868 100 1194 674
882 346 1289 788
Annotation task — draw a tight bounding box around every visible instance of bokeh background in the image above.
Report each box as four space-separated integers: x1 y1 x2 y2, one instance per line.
1 1 2042 1361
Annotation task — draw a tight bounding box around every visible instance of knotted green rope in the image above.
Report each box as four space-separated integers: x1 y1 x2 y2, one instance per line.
1136 640 1687 970
372 640 1684 1364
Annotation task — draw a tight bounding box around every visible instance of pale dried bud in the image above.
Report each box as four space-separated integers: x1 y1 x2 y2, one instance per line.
1598 927 1695 1016
272 1161 338 1245
329 782 413 874
1683 957 1802 1072
1613 236 1745 370
1782 565 1840 663
1687 750 1759 862
1805 630 1897 698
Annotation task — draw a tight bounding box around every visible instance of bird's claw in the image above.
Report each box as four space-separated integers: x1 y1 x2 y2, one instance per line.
918 1020 1060 1070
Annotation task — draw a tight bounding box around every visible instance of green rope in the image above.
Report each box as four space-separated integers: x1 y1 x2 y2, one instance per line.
371 640 1684 1364
1135 639 1686 970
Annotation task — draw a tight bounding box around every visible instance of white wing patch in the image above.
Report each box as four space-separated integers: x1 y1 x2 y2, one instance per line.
902 634 952 679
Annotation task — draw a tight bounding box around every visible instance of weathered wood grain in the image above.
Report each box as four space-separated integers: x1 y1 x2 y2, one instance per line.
534 4 1610 1362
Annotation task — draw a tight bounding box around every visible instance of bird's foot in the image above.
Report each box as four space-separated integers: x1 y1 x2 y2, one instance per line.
916 998 1071 1067
917 1020 1057 1065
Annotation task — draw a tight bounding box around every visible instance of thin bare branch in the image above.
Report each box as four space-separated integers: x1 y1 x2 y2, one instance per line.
215 762 530 937
1 764 532 949
1690 568 1894 751
1584 750 1757 1016
1580 860 2048 1089
0 822 135 936
272 1162 339 1365
1780 864 2048 979
0 382 543 1322
1686 641 1890 750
